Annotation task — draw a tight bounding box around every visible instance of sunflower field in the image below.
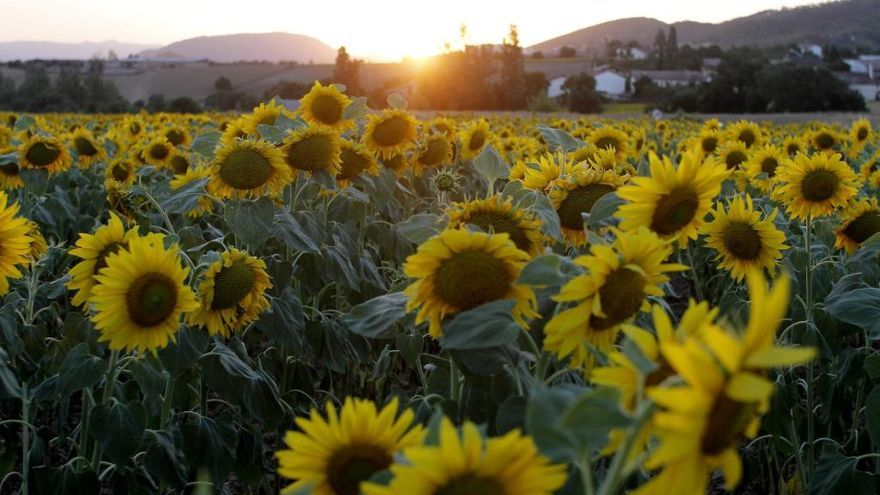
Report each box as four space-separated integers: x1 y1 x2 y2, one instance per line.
0 82 879 495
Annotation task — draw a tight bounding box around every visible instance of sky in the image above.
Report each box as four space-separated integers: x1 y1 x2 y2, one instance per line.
0 0 825 61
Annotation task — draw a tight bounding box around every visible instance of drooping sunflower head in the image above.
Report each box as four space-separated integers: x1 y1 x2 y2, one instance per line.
716 140 750 171
210 138 292 199
104 155 138 188
0 191 32 296
403 229 537 338
281 125 343 177
169 150 192 175
860 150 880 187
775 152 860 220
726 120 763 148
414 133 454 170
850 118 872 149
189 248 271 337
362 418 566 495
24 220 46 264
277 397 425 495
548 168 627 246
810 127 841 153
297 81 353 131
163 126 190 147
364 109 419 159
380 153 409 174
617 151 730 247
169 165 214 218
337 140 380 186
743 145 785 193
702 194 788 282
0 154 23 190
89 234 198 352
67 213 140 307
141 135 175 168
69 127 106 169
588 126 630 158
18 134 72 175
543 226 687 371
834 197 880 254
447 195 545 256
459 119 492 160
243 100 289 137
428 116 457 138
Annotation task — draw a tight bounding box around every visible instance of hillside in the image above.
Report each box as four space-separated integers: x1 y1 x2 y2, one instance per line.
529 0 880 54
0 41 157 61
139 32 337 64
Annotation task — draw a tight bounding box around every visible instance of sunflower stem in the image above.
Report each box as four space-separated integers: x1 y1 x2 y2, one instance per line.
804 215 815 478
579 452 595 495
449 357 461 405
685 242 704 301
597 401 653 495
21 381 29 495
92 350 120 469
160 371 175 428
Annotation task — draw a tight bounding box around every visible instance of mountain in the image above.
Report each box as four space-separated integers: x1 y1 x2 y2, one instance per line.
529 0 880 54
139 32 337 63
0 41 157 61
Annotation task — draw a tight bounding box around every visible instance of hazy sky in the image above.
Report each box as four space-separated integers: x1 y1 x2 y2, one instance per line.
0 0 824 60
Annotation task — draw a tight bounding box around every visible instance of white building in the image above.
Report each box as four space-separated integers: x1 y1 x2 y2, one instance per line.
548 76 567 98
593 68 629 97
798 44 823 58
631 70 709 88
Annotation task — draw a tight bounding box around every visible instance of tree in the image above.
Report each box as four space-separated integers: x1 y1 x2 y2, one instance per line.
531 51 544 59
146 94 166 113
558 46 577 58
561 72 602 113
666 26 679 64
524 72 549 100
167 96 203 114
333 46 362 95
653 30 667 69
214 76 232 91
498 25 527 110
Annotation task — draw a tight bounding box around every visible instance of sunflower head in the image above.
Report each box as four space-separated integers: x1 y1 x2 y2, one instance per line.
835 197 880 254
210 138 292 199
414 133 454 169
18 134 72 175
141 135 175 168
70 127 106 169
726 120 762 148
337 140 380 186
850 118 872 147
717 140 749 170
298 81 353 131
170 165 214 218
105 156 137 187
0 191 32 295
164 126 190 147
589 126 630 158
282 125 343 177
549 168 627 246
244 100 289 137
447 195 545 256
744 145 785 193
0 154 23 190
459 119 492 160
364 109 419 159
810 127 841 152
403 229 537 338
775 152 860 220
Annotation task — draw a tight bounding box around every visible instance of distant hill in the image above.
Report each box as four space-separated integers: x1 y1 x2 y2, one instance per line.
0 41 157 61
529 0 880 54
139 32 337 63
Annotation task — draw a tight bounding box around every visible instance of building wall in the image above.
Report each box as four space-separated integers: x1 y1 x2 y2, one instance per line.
595 72 627 96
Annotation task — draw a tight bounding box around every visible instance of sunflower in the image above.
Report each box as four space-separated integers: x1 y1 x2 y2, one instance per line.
70 127 106 169
834 197 880 253
67 213 140 307
164 126 190 147
189 248 271 337
141 135 175 168
0 156 23 190
0 126 12 149
337 140 380 186
637 271 813 495
169 151 191 175
726 120 762 148
220 116 249 147
520 153 565 192
543 227 687 371
244 100 289 137
0 191 32 296
364 109 418 159
459 119 492 160
119 115 145 141
169 165 214 218
18 134 72 174
210 138 291 199
775 152 860 220
297 81 353 131
548 168 627 246
276 397 425 495
589 126 629 158
413 133 454 170
810 127 841 153
716 140 749 170
702 195 788 281
428 117 456 138
105 155 138 188
695 129 722 157
89 235 198 352
782 136 804 157
743 145 785 193
447 195 545 256
24 220 46 263
381 154 409 174
860 151 880 189
281 125 343 178
362 418 566 495
617 151 729 247
403 229 538 338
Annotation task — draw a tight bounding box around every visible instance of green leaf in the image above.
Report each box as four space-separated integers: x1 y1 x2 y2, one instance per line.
275 112 305 131
518 254 579 287
526 385 583 461
398 214 444 244
343 97 369 120
13 114 35 133
0 347 20 399
536 125 580 153
158 328 210 378
589 192 625 226
181 412 238 485
866 386 880 452
34 464 100 495
225 197 276 247
440 300 520 350
256 124 287 145
161 177 209 215
865 354 880 381
496 396 528 434
89 400 147 465
143 429 186 488
396 333 424 366
387 93 407 109
0 151 16 166
57 344 106 397
473 145 509 184
190 131 221 158
825 287 880 336
342 292 408 339
255 288 306 350
559 387 632 449
274 209 320 252
809 448 877 495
